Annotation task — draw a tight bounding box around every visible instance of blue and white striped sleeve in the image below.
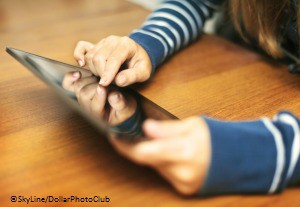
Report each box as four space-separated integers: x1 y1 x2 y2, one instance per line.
200 111 300 196
129 0 224 73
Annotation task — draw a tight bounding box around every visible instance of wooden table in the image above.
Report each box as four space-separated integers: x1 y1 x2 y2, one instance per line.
1 0 300 206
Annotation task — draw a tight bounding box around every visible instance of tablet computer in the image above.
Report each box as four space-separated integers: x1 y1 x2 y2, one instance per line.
6 47 177 140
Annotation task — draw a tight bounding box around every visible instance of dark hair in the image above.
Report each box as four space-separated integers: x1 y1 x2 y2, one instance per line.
229 0 295 57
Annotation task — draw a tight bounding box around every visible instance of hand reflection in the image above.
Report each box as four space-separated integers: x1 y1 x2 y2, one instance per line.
62 71 138 128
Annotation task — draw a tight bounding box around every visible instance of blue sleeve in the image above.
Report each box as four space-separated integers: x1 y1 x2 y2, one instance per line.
200 111 300 196
129 0 225 73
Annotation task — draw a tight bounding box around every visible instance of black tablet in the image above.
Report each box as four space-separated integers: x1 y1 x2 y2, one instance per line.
6 47 177 140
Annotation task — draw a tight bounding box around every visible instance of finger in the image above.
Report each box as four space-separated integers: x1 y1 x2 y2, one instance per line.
108 91 127 111
143 119 188 140
85 38 116 77
73 76 98 97
74 41 94 66
90 84 107 117
90 47 113 78
114 68 137 87
77 82 98 109
62 71 81 92
108 91 137 126
99 42 135 86
115 66 151 87
155 165 199 196
110 138 170 166
84 49 98 76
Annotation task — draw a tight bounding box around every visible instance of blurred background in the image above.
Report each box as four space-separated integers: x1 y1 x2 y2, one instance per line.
0 0 154 64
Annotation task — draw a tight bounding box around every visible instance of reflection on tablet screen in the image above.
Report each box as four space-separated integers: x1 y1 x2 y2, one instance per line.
6 47 177 140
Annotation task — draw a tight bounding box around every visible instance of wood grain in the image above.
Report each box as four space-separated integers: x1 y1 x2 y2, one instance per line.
1 0 300 206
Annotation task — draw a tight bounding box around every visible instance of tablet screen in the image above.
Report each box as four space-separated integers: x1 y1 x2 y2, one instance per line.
6 47 177 140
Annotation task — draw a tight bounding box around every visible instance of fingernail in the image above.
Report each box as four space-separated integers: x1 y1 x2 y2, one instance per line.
97 85 104 95
72 71 81 79
78 60 84 67
99 78 107 85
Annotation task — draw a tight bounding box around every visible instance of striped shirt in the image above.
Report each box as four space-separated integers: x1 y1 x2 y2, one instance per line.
130 0 223 73
129 0 300 196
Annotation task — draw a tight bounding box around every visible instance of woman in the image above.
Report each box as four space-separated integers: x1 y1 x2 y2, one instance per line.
64 0 300 196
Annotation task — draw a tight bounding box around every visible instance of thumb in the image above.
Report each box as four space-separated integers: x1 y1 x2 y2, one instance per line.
108 91 127 111
110 137 170 166
143 119 186 140
62 71 81 92
114 68 137 87
115 67 150 87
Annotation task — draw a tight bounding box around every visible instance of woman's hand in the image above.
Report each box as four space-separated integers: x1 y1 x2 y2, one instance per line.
110 117 211 196
74 36 152 87
62 72 211 196
62 71 137 126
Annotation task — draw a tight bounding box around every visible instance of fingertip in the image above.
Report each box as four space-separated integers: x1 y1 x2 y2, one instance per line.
143 119 176 140
108 91 127 111
116 69 138 87
136 142 156 156
99 77 107 86
74 40 94 66
100 74 116 86
116 74 127 86
78 59 85 67
108 92 121 105
143 119 159 129
96 84 105 96
143 119 160 137
90 84 107 116
133 141 165 165
62 71 79 90
73 52 83 61
72 71 81 80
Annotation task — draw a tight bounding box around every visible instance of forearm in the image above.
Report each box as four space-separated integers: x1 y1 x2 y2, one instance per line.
201 111 300 195
129 0 224 73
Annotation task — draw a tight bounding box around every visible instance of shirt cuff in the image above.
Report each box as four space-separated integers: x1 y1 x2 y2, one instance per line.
199 117 279 196
129 32 165 74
